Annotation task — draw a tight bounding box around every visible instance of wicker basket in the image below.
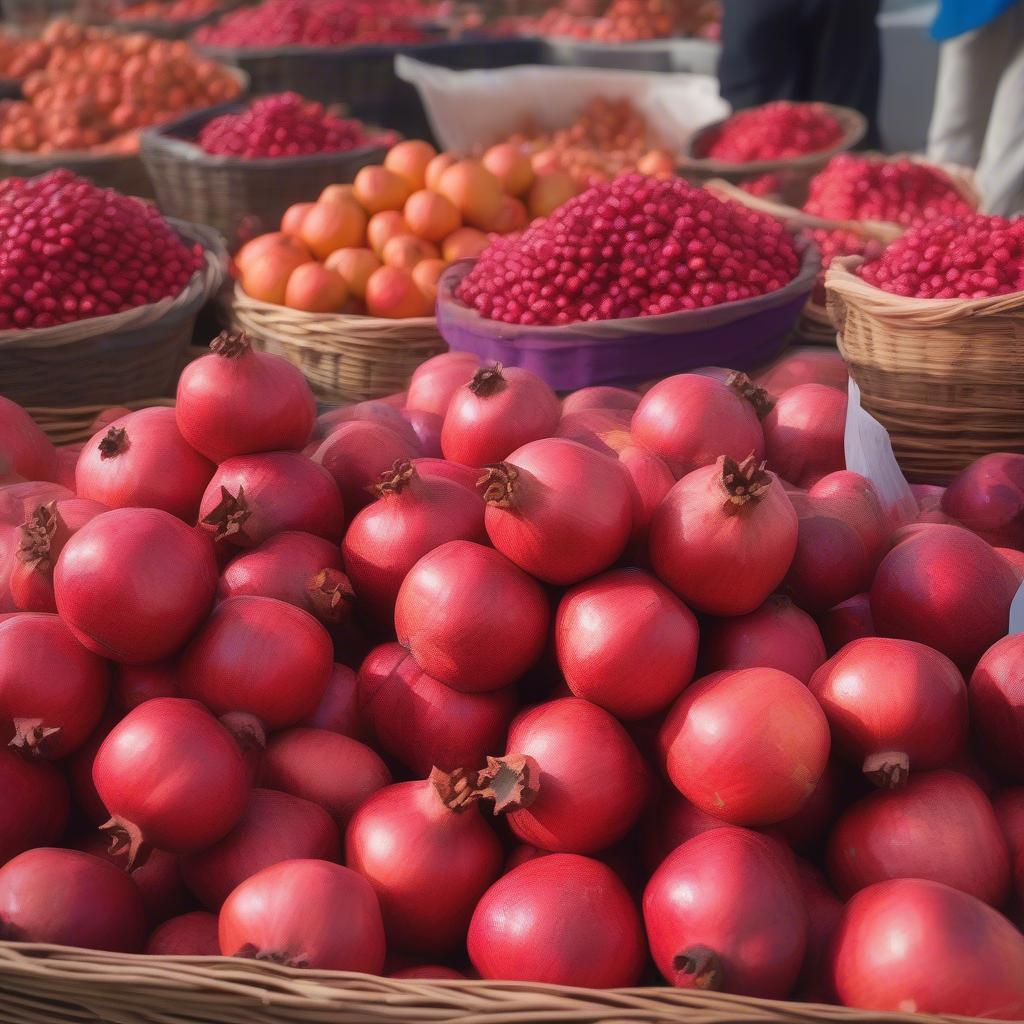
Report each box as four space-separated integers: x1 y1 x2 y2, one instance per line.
224 282 446 403
678 104 867 207
0 941 998 1024
0 221 226 408
827 256 1024 484
708 161 981 345
26 397 176 446
140 105 389 250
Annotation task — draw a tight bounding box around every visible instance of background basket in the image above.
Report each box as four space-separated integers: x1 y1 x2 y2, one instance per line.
0 941 996 1024
827 255 1024 483
196 38 544 141
436 236 819 392
27 397 176 446
0 220 226 408
141 104 388 250
224 282 446 403
678 103 867 206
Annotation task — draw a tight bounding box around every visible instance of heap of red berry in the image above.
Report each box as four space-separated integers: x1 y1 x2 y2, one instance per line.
197 93 394 159
194 0 429 47
706 101 843 163
0 170 203 330
858 213 1024 299
455 173 800 325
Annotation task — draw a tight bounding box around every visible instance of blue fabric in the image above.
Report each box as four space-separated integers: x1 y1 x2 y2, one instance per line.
933 0 1019 39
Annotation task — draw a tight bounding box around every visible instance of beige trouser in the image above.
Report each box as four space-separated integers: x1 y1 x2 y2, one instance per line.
927 3 1024 216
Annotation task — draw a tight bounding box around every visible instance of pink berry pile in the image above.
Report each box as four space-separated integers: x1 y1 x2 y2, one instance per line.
194 0 429 48
0 170 202 330
706 102 843 163
858 213 1024 299
197 93 394 159
455 173 800 325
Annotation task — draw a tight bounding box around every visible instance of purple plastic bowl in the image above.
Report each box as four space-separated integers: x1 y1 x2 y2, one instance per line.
436 238 820 392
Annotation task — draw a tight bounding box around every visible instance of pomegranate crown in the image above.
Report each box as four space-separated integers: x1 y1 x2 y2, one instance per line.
210 329 252 359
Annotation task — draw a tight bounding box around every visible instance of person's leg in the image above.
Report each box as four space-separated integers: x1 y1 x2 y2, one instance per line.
975 6 1024 215
807 0 883 148
717 0 804 110
927 15 1012 169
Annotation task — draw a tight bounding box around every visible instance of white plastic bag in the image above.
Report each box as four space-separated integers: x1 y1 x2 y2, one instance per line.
395 56 729 153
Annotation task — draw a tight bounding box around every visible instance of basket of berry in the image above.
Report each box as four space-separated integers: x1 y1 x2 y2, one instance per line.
0 20 246 199
437 173 819 390
0 170 227 409
679 101 867 207
707 154 980 344
141 94 396 250
826 212 1024 482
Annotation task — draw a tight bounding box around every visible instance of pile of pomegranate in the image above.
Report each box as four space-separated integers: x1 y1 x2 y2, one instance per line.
234 138 580 317
3 330 1024 1022
455 174 800 325
800 154 976 280
0 170 203 330
0 21 241 153
501 97 675 189
194 0 430 48
857 212 1024 299
514 0 720 43
197 93 395 159
704 101 843 163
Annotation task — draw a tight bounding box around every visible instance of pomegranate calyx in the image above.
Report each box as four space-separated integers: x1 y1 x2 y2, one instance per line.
98 426 129 460
863 750 910 789
16 501 62 571
476 754 541 814
235 943 309 968
718 454 772 508
210 329 252 359
100 816 150 871
726 371 775 419
429 766 485 813
672 945 723 991
467 363 507 398
202 485 251 541
8 717 61 758
306 568 355 624
373 458 417 497
220 711 266 752
478 463 519 507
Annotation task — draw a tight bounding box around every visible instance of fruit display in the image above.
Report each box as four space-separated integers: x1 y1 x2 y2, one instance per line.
0 20 241 154
513 0 721 42
193 0 433 48
196 93 396 159
0 170 203 329
501 96 676 188
455 174 800 324
704 101 843 163
112 0 231 20
3 321 1024 1023
233 138 582 317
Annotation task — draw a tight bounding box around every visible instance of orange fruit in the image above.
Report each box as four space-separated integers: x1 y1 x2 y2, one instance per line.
442 227 490 262
384 139 438 191
382 234 440 272
412 258 446 304
437 160 503 230
324 247 381 301
482 142 535 196
281 201 314 235
425 151 460 192
299 198 368 259
367 210 411 256
365 266 433 319
284 262 349 312
353 165 413 214
528 171 577 218
403 189 461 242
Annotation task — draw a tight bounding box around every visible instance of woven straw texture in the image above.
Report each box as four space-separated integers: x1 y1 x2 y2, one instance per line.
225 282 446 403
0 221 226 408
827 255 1024 483
679 105 867 206
0 942 993 1024
141 105 387 250
708 161 979 346
26 397 176 446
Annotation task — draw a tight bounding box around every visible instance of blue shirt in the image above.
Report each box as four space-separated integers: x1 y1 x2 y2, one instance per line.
933 0 1020 39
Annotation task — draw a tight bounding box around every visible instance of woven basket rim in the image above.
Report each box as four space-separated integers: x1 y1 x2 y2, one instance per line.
0 218 226 350
679 103 867 174
228 280 437 330
0 65 248 168
0 941 998 1024
826 255 1024 323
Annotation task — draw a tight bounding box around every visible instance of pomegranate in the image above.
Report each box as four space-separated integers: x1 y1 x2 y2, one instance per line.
970 635 1024 782
0 397 57 481
0 748 69 864
145 911 219 956
942 453 1024 548
818 593 875 654
405 351 481 417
